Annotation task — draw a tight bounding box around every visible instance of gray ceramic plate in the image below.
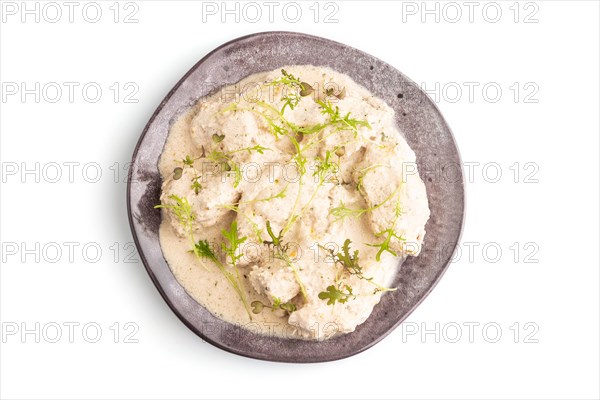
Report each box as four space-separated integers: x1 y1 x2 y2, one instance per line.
127 31 465 363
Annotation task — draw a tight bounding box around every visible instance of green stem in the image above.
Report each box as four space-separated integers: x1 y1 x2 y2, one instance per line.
279 251 308 301
213 257 252 320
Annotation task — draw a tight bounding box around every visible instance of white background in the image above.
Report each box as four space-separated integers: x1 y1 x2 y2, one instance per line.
1 1 599 399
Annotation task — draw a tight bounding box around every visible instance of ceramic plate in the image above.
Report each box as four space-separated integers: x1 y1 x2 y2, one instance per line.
127 31 465 362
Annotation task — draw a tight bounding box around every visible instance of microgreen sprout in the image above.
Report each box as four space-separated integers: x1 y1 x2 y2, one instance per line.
251 297 297 314
154 195 196 249
367 194 405 261
320 239 397 295
318 284 355 306
267 69 314 113
316 99 372 136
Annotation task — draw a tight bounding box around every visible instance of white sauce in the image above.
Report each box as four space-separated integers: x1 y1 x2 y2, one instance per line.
157 66 430 340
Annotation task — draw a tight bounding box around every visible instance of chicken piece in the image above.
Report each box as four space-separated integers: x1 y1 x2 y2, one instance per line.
235 159 330 245
287 281 381 340
248 261 300 304
355 135 430 256
235 174 291 246
188 101 222 153
160 167 239 235
190 102 275 165
288 247 400 340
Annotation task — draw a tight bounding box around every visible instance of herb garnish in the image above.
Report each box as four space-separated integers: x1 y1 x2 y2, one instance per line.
251 297 297 314
316 99 372 136
318 284 355 306
154 194 197 251
267 69 314 112
320 239 396 298
173 155 204 194
330 177 402 222
367 195 406 261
